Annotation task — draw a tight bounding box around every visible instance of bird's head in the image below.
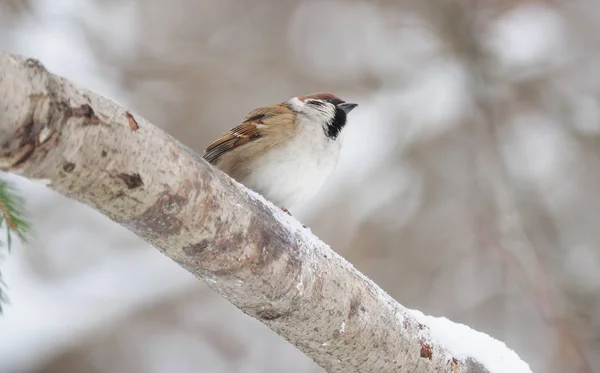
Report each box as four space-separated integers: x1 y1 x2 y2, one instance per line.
288 92 358 140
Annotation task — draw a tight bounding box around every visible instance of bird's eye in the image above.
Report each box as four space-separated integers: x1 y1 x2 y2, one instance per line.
307 100 326 107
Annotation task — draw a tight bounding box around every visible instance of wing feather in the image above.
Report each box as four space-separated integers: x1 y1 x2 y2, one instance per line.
202 104 290 164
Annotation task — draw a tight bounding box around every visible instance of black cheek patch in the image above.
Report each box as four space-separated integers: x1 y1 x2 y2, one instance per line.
325 108 347 139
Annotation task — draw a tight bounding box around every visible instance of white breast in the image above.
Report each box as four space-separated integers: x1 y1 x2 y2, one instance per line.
239 117 341 208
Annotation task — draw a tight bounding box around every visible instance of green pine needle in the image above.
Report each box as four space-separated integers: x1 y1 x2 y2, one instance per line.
0 178 31 313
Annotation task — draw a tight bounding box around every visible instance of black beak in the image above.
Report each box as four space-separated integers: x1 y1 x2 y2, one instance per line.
338 102 358 114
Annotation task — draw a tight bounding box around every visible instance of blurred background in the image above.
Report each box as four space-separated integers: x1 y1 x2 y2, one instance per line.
1 0 600 372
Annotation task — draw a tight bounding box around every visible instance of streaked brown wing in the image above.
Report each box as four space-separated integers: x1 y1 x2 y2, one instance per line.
202 105 286 164
203 123 261 164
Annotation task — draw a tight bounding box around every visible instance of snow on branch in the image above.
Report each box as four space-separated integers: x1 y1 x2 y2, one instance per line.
0 51 532 373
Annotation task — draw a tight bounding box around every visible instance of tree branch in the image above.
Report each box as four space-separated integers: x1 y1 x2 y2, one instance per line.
0 51 529 373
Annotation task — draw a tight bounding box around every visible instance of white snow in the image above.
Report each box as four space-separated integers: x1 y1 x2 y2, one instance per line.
410 309 533 373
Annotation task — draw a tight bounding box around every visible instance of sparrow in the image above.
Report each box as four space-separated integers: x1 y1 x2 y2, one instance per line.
202 92 358 214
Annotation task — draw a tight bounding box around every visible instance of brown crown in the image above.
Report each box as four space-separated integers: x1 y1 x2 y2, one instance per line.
297 92 342 102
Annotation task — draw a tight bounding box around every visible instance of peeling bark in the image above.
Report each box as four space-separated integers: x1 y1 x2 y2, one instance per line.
0 51 499 373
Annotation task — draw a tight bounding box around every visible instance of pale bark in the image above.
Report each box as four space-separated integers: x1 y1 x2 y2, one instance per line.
0 51 497 373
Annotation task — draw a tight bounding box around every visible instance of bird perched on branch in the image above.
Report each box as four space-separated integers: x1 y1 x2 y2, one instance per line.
202 92 358 215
